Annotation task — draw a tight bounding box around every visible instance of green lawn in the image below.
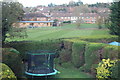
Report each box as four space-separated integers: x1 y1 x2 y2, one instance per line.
53 63 93 78
6 24 110 41
59 23 106 29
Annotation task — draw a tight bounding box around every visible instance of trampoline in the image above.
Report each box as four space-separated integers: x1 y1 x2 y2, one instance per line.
25 50 58 76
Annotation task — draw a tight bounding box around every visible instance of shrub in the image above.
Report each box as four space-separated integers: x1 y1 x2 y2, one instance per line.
2 48 23 78
63 21 71 23
96 59 120 79
72 41 86 68
0 63 17 80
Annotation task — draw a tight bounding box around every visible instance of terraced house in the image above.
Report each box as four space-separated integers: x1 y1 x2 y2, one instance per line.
50 12 100 24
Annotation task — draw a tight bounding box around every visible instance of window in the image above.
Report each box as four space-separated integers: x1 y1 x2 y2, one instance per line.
30 23 34 26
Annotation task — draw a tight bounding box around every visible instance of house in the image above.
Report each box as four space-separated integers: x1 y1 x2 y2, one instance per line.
50 12 99 24
79 13 99 24
21 5 110 25
14 12 54 28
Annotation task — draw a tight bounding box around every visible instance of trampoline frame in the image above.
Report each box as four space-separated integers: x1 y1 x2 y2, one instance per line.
25 69 58 76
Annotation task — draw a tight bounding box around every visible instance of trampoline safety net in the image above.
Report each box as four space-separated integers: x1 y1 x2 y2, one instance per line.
25 50 55 75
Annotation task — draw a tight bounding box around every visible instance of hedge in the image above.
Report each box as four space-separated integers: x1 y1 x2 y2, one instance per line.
102 45 119 60
71 41 87 68
2 48 23 78
5 36 119 77
0 63 17 80
71 35 118 43
83 43 106 72
7 40 61 59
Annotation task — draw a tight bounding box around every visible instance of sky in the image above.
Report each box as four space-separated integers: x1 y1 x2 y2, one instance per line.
1 0 113 7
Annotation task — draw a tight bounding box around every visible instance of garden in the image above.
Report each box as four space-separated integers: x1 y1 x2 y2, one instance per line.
1 23 120 80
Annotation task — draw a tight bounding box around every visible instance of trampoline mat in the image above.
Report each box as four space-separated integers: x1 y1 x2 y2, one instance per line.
27 67 54 74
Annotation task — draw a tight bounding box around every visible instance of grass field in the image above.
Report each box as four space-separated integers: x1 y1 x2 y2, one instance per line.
6 24 110 41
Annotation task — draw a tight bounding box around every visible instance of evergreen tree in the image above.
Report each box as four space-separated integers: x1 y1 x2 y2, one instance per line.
107 1 120 36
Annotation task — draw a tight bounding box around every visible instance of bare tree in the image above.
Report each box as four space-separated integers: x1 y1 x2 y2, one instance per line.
73 5 90 29
76 18 82 29
96 16 104 29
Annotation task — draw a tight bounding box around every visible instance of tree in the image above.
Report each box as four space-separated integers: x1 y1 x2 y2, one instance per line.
96 17 103 29
48 3 56 7
107 1 120 35
69 0 75 7
73 5 90 29
76 19 82 29
2 2 24 44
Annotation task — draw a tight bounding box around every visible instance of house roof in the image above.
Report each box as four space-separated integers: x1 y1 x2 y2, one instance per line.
51 12 99 17
51 12 75 17
79 13 99 17
23 12 47 19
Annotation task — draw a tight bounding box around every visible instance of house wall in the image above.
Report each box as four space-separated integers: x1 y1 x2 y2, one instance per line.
19 22 52 28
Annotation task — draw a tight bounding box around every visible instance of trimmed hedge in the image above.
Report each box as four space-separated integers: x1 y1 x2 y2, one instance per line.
83 43 106 72
0 63 17 80
72 35 118 43
8 40 61 59
2 48 23 78
5 35 119 77
72 41 87 68
103 45 119 59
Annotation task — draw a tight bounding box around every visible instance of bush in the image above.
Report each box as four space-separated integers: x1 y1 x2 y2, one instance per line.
63 21 71 23
0 63 17 80
2 48 23 78
96 59 120 79
72 41 86 68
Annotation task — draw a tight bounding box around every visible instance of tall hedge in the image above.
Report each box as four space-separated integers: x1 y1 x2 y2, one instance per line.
72 41 86 68
84 43 105 72
102 45 119 60
8 40 61 59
